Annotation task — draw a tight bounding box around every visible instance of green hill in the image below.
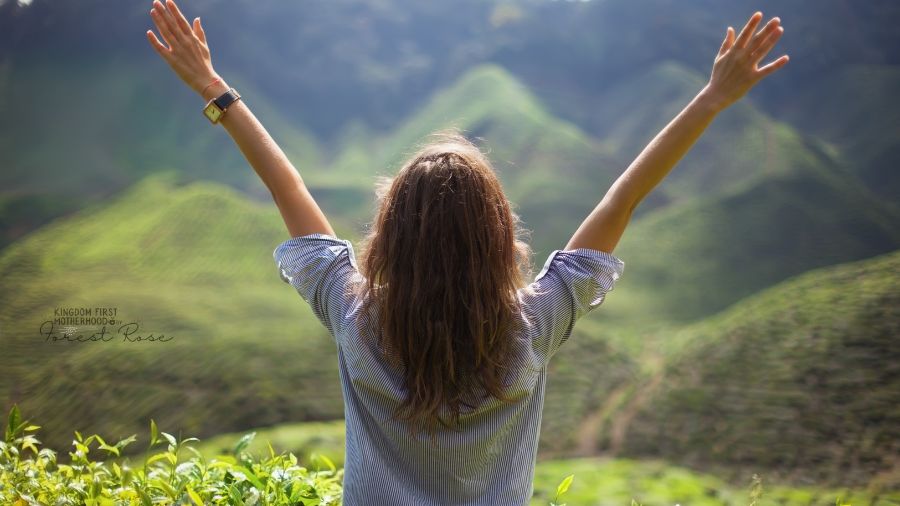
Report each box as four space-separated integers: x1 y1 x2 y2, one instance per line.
4 61 900 464
596 133 900 345
613 250 900 488
0 62 328 250
589 60 841 210
327 63 627 260
777 63 900 203
0 173 353 452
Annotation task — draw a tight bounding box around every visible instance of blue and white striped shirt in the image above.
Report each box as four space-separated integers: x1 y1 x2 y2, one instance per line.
274 233 624 505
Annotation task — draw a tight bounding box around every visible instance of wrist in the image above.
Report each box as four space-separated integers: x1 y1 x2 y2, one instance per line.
696 85 729 115
199 75 229 101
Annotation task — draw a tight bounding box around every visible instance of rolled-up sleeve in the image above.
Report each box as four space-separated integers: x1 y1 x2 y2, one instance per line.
520 248 625 364
273 233 362 340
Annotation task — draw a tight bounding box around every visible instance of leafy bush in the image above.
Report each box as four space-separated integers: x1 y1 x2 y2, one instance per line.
1 405 577 506
1 405 342 505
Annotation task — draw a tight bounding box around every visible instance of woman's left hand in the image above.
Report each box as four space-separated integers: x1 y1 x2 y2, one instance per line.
146 0 219 96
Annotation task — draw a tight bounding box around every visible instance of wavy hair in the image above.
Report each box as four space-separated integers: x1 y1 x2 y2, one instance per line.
356 128 534 441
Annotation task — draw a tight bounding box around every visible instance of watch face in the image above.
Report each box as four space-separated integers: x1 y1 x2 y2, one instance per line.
204 103 222 123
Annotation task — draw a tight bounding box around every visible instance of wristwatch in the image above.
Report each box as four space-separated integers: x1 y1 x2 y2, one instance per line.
203 88 241 124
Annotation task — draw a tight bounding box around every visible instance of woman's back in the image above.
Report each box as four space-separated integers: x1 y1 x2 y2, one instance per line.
274 232 624 505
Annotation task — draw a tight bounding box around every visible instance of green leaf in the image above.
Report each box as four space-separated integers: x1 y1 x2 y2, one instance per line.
149 419 159 447
115 434 138 451
210 456 237 467
147 453 169 465
21 435 40 454
556 474 574 497
99 442 120 456
232 465 266 491
161 431 177 448
312 453 336 472
6 404 21 442
137 487 152 506
233 432 256 456
187 484 204 506
185 445 203 461
150 477 178 499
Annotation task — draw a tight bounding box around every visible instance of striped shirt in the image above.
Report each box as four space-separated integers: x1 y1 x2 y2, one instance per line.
274 233 624 505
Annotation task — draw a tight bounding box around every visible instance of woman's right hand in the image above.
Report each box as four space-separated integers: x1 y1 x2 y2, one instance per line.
147 0 219 97
701 11 789 112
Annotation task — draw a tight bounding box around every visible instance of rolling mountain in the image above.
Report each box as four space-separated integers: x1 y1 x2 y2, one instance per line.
776 63 900 202
2 0 898 251
599 133 900 338
613 250 900 488
0 61 325 249
3 60 899 468
0 173 350 452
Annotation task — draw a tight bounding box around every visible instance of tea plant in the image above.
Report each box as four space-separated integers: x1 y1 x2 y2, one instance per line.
1 404 342 505
2 405 583 506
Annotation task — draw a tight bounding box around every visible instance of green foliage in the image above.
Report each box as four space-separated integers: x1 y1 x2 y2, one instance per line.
1 405 342 506
748 474 763 506
0 407 577 506
551 473 574 505
6 405 889 506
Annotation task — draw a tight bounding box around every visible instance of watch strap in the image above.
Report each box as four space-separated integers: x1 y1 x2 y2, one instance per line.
213 88 241 110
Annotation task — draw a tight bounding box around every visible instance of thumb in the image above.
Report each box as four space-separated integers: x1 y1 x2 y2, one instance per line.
193 17 207 43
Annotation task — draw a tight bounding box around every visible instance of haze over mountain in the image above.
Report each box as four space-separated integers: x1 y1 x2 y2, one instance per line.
1 0 898 246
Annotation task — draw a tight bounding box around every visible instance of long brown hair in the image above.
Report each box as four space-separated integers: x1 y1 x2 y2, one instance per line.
356 128 534 441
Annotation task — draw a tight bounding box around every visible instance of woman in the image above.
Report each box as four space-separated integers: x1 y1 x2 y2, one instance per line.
147 2 787 503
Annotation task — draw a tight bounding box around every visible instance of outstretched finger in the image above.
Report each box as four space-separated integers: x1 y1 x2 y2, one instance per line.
146 30 171 60
150 8 178 49
717 26 734 57
165 0 194 37
751 26 784 65
152 0 185 44
748 17 780 53
735 11 763 49
756 54 790 79
193 17 207 44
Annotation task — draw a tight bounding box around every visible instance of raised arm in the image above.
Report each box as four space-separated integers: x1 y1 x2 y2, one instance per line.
566 11 789 253
146 0 334 239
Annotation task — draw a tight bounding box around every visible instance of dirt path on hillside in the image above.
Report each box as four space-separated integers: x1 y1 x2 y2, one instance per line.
574 351 667 456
